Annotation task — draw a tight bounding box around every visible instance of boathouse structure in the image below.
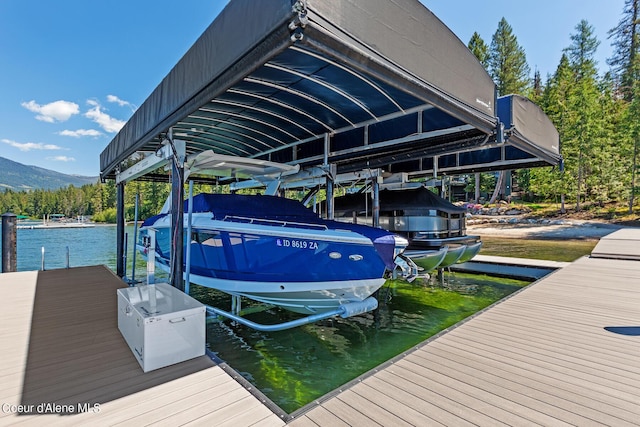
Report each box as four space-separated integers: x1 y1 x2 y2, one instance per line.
99 0 560 290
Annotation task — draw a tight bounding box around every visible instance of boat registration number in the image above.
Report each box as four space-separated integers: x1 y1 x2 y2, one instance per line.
277 239 318 250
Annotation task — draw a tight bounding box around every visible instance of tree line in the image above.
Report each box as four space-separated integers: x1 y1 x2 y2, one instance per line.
468 0 639 213
1 1 638 219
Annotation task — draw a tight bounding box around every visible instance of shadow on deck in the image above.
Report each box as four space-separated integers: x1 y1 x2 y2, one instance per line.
18 266 215 415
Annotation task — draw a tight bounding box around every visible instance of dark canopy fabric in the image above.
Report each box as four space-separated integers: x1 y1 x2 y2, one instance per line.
100 0 503 180
100 0 560 182
332 187 466 217
498 94 561 164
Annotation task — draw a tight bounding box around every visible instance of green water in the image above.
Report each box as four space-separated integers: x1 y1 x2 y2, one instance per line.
192 273 529 414
479 236 596 262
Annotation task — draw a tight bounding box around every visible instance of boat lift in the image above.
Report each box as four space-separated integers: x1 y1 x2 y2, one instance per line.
140 175 382 332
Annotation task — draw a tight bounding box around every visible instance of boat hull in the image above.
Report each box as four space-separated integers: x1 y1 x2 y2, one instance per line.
438 245 467 268
405 246 448 272
457 241 483 264
188 272 385 314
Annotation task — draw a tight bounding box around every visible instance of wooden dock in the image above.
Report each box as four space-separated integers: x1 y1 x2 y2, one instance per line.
289 228 640 426
0 266 283 426
1 228 639 426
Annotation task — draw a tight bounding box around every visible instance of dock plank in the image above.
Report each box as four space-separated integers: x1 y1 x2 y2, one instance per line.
0 265 284 427
290 227 640 427
3 228 640 426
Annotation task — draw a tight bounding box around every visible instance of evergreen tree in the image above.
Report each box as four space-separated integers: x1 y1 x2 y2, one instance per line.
565 20 603 211
488 18 531 203
534 54 575 212
608 0 640 101
608 0 640 211
488 18 531 96
468 32 490 68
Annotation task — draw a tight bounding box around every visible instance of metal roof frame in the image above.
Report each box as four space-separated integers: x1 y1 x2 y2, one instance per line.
100 0 559 184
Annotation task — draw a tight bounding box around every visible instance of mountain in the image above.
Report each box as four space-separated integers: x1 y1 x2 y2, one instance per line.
0 157 99 191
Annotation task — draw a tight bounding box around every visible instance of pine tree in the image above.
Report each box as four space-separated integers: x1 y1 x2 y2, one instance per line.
487 18 531 203
608 0 640 211
468 32 490 68
608 0 640 101
535 54 575 212
565 20 603 211
488 18 530 96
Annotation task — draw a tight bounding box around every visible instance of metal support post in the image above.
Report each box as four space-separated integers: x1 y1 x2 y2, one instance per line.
372 176 380 228
169 137 185 291
146 228 156 285
116 181 126 278
131 193 139 283
185 181 194 295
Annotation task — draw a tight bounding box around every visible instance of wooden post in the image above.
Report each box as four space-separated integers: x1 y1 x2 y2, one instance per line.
1 213 17 273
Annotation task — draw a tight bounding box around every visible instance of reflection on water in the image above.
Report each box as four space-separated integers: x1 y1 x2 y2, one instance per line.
192 272 529 413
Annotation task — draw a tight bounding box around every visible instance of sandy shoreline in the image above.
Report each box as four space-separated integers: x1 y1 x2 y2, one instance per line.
466 217 623 240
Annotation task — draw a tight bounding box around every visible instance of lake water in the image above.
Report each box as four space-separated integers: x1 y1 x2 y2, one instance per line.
15 225 148 280
12 227 587 414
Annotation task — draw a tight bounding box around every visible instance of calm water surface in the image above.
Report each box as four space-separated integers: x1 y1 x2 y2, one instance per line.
16 224 147 278
15 227 591 413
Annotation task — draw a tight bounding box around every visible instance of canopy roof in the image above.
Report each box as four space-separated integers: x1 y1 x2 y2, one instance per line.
100 0 559 182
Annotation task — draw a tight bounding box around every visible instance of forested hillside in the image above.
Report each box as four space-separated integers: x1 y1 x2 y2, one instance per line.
0 157 98 191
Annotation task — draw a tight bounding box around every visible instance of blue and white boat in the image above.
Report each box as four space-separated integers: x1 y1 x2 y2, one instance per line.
139 193 411 315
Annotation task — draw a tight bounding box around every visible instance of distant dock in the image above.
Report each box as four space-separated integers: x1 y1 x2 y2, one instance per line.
16 220 96 230
17 221 95 229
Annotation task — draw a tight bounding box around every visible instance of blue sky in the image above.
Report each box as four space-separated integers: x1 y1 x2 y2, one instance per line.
0 1 624 177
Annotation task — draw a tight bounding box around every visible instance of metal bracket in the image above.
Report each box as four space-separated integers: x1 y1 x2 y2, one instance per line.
289 0 308 41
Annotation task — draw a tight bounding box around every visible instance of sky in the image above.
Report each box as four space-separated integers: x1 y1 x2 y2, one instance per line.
0 0 625 178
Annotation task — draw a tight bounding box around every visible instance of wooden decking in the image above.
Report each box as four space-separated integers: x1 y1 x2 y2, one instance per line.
0 265 283 426
1 228 639 426
289 228 640 426
592 227 640 260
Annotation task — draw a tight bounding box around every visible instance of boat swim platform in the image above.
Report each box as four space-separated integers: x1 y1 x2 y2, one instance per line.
0 227 638 426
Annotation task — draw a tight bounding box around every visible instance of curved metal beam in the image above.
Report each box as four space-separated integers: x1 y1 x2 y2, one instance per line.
227 88 334 132
211 98 317 137
172 131 253 156
289 45 404 113
185 113 285 148
176 119 271 152
244 77 355 127
264 62 378 120
198 107 299 143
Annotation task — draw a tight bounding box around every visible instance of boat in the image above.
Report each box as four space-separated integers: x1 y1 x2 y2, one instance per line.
331 186 482 268
138 192 414 315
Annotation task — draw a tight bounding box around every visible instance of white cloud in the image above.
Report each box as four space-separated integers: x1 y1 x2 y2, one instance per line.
21 100 80 123
85 100 125 133
48 156 76 162
2 138 63 152
58 129 103 138
107 94 137 111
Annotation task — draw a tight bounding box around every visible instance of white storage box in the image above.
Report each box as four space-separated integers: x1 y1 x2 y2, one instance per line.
117 283 206 372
